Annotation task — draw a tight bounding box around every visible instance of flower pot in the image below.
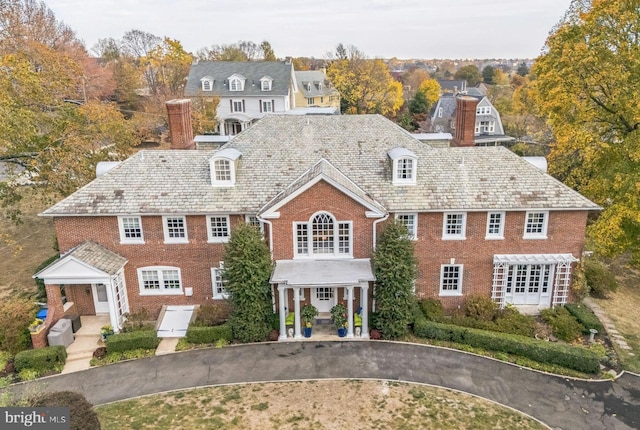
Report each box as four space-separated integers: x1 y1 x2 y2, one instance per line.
337 328 347 337
303 327 312 338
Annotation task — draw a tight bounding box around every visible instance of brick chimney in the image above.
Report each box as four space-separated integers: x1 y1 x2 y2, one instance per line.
166 99 195 150
452 96 479 147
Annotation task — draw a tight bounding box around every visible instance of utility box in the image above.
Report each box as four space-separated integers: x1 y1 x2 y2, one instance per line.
47 318 74 347
64 314 82 333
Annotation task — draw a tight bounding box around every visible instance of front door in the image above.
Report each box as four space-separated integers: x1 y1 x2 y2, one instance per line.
311 287 335 313
92 283 110 314
509 264 553 306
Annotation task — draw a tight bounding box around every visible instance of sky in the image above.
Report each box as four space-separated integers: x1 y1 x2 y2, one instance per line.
46 0 572 59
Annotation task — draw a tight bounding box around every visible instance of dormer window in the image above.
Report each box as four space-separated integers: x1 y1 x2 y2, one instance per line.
201 77 214 91
210 148 242 187
305 82 312 92
228 74 246 91
317 81 323 91
388 148 418 185
260 76 273 91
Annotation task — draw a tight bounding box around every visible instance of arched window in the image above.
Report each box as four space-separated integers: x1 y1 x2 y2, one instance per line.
209 148 242 187
295 212 351 258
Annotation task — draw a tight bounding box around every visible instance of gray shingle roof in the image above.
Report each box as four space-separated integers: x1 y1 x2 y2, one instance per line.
42 115 600 216
295 71 339 98
184 61 293 97
65 241 126 275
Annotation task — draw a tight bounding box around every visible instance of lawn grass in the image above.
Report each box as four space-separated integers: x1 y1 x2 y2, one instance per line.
95 380 546 430
592 256 640 373
0 188 57 299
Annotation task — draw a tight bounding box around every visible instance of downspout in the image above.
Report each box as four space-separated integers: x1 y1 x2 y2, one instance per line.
371 214 389 312
258 215 276 312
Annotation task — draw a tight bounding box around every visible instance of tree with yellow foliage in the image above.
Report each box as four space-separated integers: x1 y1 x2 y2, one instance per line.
532 0 640 262
326 45 403 117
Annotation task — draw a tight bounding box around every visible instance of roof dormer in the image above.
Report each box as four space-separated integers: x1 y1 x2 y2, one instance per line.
227 74 246 91
388 147 417 185
200 76 214 91
260 76 273 91
210 148 242 187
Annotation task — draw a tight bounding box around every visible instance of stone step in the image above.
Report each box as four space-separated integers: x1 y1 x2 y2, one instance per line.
66 351 94 362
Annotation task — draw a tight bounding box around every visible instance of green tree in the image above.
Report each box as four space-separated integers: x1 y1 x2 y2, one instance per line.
197 40 261 62
532 0 640 262
0 298 36 355
516 61 529 76
142 37 192 98
223 223 273 342
260 40 276 61
482 65 495 84
454 64 481 86
417 78 441 108
372 220 417 339
326 44 403 116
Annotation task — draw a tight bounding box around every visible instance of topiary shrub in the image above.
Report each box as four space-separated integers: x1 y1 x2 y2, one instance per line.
418 298 444 322
193 304 230 327
540 307 585 342
583 258 618 298
185 323 232 344
464 295 499 321
14 346 67 373
32 391 101 430
564 303 603 334
104 330 159 353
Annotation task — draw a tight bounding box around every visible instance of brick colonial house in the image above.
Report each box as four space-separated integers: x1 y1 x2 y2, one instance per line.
34 99 599 344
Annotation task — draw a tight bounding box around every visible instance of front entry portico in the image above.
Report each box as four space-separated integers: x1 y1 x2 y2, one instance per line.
271 259 375 341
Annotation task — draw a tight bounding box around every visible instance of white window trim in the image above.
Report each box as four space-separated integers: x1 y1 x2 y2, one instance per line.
118 216 144 244
523 211 548 240
392 157 417 185
262 100 273 112
229 77 244 91
442 212 467 240
395 213 418 240
163 215 189 244
231 100 244 112
485 211 505 240
293 212 353 259
137 266 183 296
439 264 463 296
210 158 236 187
207 215 231 243
245 214 264 232
211 263 229 299
201 79 213 91
260 79 272 91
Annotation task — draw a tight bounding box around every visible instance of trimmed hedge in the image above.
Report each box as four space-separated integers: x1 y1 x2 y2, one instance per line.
565 303 603 334
413 318 600 374
14 346 67 373
104 330 160 353
186 323 233 344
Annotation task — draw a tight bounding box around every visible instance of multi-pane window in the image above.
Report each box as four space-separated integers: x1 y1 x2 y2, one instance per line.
524 211 548 239
232 100 244 112
396 158 414 181
396 213 417 239
443 213 466 239
163 216 188 243
261 80 271 91
295 212 351 257
307 97 315 105
440 264 462 295
207 216 230 242
202 80 212 91
138 267 182 294
316 287 333 301
475 120 495 133
211 263 228 299
229 78 243 91
506 264 552 295
476 106 491 115
214 159 231 181
119 216 143 243
486 212 504 239
262 101 273 112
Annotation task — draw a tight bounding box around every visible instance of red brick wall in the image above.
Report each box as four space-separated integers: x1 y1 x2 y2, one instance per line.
65 284 96 315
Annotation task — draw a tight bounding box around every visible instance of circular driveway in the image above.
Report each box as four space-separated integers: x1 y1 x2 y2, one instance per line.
9 341 640 429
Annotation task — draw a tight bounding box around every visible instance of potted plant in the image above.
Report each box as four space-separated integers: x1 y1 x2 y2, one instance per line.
301 304 318 338
100 324 113 341
330 302 349 337
28 318 44 333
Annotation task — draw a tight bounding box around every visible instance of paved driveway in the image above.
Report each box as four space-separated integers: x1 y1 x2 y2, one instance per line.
7 341 640 429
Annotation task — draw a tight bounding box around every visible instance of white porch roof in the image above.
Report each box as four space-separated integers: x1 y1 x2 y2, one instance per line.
493 254 578 265
271 259 375 286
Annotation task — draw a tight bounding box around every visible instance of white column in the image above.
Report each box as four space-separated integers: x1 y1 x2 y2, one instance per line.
293 287 302 339
360 282 369 339
278 285 287 341
106 278 120 333
346 285 354 338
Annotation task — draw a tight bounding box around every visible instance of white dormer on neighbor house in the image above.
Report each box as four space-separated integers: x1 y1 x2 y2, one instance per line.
185 61 298 136
294 70 340 111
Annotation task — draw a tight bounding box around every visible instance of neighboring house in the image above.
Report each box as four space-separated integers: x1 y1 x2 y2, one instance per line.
430 94 515 146
294 70 340 111
34 101 599 345
437 79 467 95
184 60 297 136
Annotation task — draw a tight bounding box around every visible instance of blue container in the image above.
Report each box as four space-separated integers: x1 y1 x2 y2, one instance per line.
36 308 48 319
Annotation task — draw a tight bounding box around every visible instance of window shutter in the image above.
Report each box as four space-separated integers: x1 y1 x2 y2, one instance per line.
272 99 275 112
229 100 232 111
259 100 262 113
242 100 245 112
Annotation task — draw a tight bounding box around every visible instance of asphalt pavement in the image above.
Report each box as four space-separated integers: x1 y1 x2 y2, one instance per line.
6 341 640 429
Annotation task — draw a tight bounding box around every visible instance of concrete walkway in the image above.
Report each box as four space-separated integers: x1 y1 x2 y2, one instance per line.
583 297 635 355
7 341 640 429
